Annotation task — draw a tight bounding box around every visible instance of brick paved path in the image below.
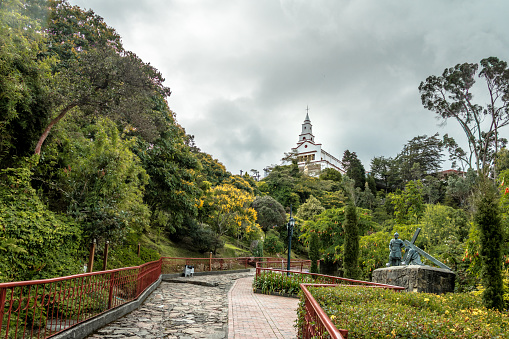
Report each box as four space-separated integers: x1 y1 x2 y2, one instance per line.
228 276 299 338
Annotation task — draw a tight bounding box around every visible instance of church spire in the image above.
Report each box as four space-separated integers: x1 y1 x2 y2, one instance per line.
299 107 314 143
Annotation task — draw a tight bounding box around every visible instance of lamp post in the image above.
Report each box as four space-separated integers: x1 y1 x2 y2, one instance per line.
287 206 295 276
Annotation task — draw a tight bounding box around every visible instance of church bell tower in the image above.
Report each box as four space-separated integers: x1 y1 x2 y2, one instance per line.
299 107 314 143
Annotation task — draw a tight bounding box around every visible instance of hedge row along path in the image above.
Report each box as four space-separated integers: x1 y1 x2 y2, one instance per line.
86 270 299 339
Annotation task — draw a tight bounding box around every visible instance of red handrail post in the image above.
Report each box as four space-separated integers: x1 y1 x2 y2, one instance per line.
87 239 96 273
103 241 110 271
0 287 6 326
107 272 115 309
209 252 212 272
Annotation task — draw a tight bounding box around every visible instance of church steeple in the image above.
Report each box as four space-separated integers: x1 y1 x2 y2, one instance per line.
299 106 314 143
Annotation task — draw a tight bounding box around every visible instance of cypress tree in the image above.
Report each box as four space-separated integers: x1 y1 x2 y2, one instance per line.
343 204 360 279
309 232 320 274
475 180 505 310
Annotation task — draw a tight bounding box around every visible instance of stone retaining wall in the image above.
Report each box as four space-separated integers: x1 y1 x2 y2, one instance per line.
372 265 455 294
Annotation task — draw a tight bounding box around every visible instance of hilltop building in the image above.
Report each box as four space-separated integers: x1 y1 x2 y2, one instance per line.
290 110 343 176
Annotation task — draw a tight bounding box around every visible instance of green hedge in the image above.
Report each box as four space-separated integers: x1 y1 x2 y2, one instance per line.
300 286 509 338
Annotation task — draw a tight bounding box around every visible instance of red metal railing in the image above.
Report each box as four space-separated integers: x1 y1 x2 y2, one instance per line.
0 259 161 339
255 266 404 288
0 256 266 339
255 259 316 272
160 256 293 273
300 284 347 339
255 267 405 339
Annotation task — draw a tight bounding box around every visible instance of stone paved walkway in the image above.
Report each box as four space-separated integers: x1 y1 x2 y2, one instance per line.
86 270 299 339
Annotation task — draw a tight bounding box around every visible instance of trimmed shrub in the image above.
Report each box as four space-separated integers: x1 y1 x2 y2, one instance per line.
300 286 509 338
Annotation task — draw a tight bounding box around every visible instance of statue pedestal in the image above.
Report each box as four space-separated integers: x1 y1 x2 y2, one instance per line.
372 265 455 294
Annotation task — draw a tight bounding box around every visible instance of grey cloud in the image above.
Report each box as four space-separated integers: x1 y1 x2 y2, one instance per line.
70 0 509 173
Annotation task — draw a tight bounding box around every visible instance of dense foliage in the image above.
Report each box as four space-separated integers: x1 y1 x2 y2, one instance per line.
0 160 82 282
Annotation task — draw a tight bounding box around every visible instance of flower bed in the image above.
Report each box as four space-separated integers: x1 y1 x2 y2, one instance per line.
253 271 335 296
300 286 509 338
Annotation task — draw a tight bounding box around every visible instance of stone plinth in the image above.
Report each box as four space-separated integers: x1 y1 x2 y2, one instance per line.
372 265 455 294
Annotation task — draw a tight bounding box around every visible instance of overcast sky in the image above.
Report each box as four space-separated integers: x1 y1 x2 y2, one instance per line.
70 0 509 175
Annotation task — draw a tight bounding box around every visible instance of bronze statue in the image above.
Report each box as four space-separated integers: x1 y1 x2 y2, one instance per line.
388 232 405 266
403 247 423 265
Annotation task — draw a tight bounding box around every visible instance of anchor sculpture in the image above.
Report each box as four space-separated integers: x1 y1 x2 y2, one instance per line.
400 228 452 271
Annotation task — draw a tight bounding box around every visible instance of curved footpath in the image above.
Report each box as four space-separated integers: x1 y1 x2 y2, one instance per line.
86 270 299 339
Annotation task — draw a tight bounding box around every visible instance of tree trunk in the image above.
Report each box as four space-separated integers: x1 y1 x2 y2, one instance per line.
34 103 77 155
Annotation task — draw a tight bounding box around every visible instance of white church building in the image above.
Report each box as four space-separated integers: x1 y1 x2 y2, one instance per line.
290 111 343 176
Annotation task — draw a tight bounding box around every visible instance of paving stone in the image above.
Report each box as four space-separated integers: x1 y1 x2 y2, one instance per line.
85 272 253 339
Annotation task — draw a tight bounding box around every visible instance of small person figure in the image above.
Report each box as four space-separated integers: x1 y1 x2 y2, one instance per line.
388 232 405 266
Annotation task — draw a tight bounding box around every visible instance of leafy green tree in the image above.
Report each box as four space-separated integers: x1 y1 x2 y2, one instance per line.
194 151 230 188
443 134 470 171
41 118 150 244
496 148 509 173
251 196 286 232
397 134 444 182
259 164 301 208
357 182 376 210
444 169 477 208
420 204 469 247
138 120 201 236
319 190 346 209
419 57 509 176
366 174 377 194
296 195 325 220
0 0 50 166
32 2 171 155
45 0 122 66
343 204 360 279
370 156 392 191
319 168 342 182
263 229 285 254
388 181 425 224
37 46 171 155
342 150 365 190
186 221 224 254
422 175 444 205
